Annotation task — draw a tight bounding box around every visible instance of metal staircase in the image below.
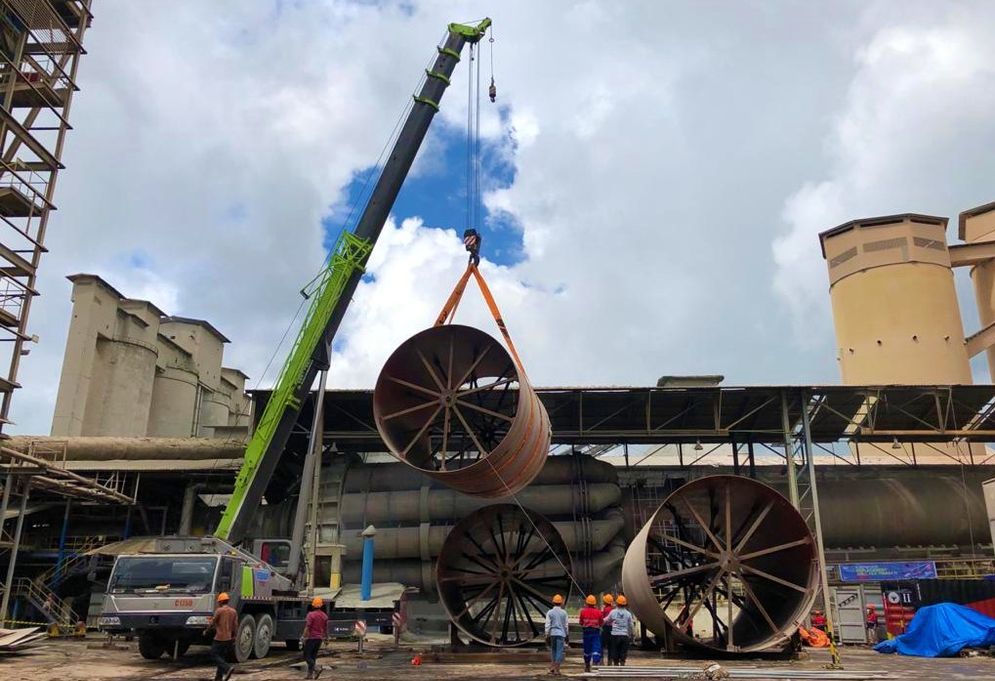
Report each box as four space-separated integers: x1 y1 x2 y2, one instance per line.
11 576 75 627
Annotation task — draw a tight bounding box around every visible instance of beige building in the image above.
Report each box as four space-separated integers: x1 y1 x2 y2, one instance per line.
820 204 995 385
50 274 250 438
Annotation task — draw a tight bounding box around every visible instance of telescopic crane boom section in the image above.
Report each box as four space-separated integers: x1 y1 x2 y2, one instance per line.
215 18 493 544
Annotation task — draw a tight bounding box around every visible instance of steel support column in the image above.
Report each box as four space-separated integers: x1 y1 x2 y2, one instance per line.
0 478 31 623
781 390 800 510
291 368 328 582
800 392 841 667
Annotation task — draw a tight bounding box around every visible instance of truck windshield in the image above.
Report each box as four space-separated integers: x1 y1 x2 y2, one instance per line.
108 556 217 594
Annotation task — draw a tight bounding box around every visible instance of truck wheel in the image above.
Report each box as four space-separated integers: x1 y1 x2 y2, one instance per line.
284 638 301 651
173 640 191 658
253 614 273 659
138 632 166 660
232 614 256 663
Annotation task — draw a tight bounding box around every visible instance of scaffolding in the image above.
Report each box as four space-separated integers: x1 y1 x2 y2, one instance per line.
0 0 91 432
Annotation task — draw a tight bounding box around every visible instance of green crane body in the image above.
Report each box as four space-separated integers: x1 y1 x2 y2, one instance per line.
215 18 492 544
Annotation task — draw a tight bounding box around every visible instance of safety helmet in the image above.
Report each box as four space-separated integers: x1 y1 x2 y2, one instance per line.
217 592 230 603
552 594 564 605
603 594 614 604
312 597 324 608
867 604 876 610
585 595 597 605
616 595 627 606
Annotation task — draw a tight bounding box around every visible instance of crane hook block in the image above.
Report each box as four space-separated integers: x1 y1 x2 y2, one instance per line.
489 78 497 103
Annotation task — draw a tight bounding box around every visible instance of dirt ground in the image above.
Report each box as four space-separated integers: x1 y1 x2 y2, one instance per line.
1 635 993 680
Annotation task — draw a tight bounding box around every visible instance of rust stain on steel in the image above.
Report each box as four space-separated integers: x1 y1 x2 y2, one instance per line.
373 325 550 498
436 503 572 647
622 475 818 654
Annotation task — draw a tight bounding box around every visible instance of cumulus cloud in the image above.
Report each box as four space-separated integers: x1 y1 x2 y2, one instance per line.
772 2 995 337
12 1 995 434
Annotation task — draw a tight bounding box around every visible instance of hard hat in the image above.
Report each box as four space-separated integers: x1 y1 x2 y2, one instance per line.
312 597 324 608
552 594 564 605
603 594 614 604
217 592 230 602
585 595 597 605
616 595 627 606
867 604 876 610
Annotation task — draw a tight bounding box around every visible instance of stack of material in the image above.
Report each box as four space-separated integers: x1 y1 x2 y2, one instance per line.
0 627 46 653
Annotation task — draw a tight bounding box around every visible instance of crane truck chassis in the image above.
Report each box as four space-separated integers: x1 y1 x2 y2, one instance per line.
98 537 397 661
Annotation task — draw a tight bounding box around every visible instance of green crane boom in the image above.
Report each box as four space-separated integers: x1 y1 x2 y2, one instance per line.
215 18 492 544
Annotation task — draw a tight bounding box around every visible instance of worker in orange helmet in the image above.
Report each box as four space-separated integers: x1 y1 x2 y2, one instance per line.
301 596 329 679
600 594 615 663
579 595 605 672
603 595 635 666
544 594 568 675
865 604 879 645
208 592 238 681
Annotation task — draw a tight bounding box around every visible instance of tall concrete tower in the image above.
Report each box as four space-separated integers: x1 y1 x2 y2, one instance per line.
819 213 973 385
959 202 995 382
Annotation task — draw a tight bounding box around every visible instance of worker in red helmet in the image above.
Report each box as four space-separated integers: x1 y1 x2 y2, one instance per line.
302 596 329 679
865 604 879 645
208 592 238 681
579 595 605 672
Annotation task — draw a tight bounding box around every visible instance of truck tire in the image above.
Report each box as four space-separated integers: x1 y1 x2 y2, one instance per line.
138 632 166 660
253 613 274 659
233 614 256 663
170 640 191 658
284 638 301 651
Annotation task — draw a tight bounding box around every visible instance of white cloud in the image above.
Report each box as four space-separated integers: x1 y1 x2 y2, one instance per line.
773 4 995 336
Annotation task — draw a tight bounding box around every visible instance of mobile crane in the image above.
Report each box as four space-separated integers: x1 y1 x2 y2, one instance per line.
98 18 492 662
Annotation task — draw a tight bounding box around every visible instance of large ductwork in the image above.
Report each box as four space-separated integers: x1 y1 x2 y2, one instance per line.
373 325 551 498
623 475 818 654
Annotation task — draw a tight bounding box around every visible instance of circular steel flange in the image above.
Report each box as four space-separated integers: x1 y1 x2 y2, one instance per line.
373 325 550 498
622 475 818 653
436 503 573 647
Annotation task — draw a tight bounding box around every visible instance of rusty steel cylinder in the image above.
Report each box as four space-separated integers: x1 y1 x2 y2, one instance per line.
622 475 819 654
373 325 550 498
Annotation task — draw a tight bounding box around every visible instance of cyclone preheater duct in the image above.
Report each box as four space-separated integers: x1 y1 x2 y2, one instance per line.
373 325 551 498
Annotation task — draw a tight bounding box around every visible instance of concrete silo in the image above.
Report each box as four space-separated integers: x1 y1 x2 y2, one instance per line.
958 201 995 382
819 213 972 385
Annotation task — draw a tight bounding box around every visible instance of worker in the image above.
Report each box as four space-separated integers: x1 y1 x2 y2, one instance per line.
463 228 481 266
865 604 879 645
302 596 329 679
810 609 827 632
208 592 238 681
579 594 604 672
600 594 615 659
604 594 635 666
544 594 568 676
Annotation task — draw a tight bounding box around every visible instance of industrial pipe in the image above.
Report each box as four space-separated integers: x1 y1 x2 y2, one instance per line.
5 436 244 461
341 455 618 493
339 512 625 559
340 483 621 526
622 475 819 654
373 325 551 498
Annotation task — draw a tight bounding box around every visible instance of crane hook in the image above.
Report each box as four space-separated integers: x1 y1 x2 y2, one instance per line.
489 77 496 103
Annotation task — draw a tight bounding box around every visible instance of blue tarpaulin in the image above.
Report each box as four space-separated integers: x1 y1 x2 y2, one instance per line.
875 603 995 657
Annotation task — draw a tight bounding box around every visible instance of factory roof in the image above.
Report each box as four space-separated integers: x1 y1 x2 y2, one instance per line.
250 384 995 453
160 315 231 343
817 213 948 258
958 200 995 240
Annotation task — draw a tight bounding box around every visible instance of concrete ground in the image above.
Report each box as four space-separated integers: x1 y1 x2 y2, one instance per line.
0 635 993 680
